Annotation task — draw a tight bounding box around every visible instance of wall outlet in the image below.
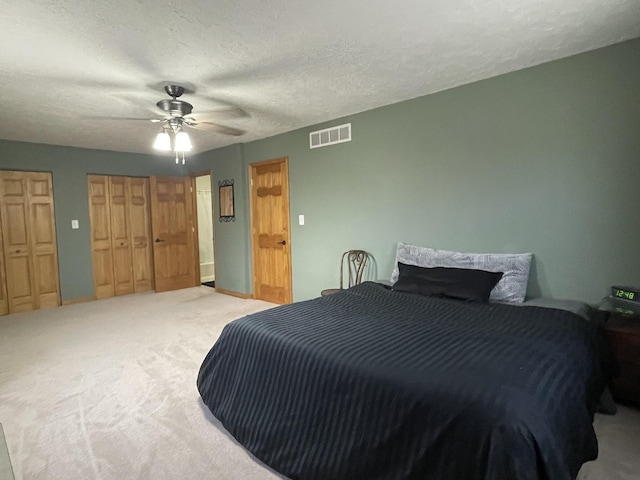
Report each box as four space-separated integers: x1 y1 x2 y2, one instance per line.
298 214 305 226
71 219 79 229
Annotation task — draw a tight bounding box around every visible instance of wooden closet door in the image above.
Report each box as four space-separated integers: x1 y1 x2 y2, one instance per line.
0 214 8 315
89 175 153 299
0 171 60 313
128 177 154 292
109 177 134 296
27 172 61 308
88 175 115 299
0 172 35 312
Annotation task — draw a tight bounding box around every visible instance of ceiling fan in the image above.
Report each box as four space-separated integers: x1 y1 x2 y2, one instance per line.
152 84 245 137
149 84 245 164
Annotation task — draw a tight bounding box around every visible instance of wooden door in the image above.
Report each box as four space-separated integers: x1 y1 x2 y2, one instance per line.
0 213 7 315
109 177 134 296
27 172 60 308
0 171 60 313
250 158 292 304
128 177 154 292
88 175 115 299
0 172 35 312
149 176 197 292
89 175 153 298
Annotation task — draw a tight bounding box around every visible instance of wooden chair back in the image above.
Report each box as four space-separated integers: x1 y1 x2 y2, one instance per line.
339 250 369 289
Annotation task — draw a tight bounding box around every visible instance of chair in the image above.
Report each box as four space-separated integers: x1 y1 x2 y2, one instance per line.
321 250 369 296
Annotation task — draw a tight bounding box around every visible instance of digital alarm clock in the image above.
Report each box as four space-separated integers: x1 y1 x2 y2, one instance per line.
611 286 640 304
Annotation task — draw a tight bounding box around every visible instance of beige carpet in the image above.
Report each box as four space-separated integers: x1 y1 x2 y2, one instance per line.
0 287 638 480
0 424 14 480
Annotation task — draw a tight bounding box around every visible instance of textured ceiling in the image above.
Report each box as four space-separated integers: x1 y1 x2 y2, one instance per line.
0 0 639 155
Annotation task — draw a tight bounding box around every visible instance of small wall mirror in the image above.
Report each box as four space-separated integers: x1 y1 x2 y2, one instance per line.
219 179 235 222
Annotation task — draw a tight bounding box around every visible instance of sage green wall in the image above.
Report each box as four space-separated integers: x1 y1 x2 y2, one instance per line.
1 39 638 305
0 140 185 301
234 38 640 304
189 144 251 293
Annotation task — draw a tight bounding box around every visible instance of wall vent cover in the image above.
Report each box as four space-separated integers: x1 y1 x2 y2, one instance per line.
309 123 351 149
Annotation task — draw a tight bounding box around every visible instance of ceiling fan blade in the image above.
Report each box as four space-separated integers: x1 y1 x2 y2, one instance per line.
82 115 162 122
192 122 246 136
192 106 249 121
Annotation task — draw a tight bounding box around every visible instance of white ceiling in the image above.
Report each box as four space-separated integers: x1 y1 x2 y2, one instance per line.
0 0 639 155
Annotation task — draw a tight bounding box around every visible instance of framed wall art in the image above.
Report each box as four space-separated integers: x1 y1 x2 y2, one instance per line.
218 179 235 222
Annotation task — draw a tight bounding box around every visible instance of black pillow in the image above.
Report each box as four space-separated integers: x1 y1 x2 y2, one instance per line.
392 263 504 303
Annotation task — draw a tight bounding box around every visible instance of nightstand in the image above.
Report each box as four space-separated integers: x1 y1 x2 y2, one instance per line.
605 312 640 404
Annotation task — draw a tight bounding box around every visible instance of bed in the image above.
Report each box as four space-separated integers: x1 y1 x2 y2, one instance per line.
198 243 608 479
197 279 606 480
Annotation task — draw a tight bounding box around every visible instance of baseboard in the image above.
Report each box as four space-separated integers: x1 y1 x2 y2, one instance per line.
215 288 253 300
61 296 95 306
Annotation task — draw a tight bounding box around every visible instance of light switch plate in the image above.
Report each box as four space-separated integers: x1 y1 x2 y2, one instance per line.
71 219 79 229
298 214 304 226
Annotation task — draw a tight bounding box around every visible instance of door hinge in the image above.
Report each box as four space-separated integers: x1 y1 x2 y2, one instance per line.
251 179 254 186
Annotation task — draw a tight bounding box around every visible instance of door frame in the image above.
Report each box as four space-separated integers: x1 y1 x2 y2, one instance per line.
249 157 293 304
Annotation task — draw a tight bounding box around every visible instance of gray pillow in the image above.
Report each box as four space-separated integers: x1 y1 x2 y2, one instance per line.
390 243 532 303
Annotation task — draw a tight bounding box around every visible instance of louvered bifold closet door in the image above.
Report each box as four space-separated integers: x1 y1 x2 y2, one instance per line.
0 171 60 313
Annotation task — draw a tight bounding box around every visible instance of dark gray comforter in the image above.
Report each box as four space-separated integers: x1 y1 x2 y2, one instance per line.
197 282 604 480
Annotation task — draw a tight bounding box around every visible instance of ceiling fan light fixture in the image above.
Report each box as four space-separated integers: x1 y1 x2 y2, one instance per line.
153 131 171 151
174 131 192 152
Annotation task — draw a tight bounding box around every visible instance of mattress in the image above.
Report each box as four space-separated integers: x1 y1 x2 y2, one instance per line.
197 282 605 480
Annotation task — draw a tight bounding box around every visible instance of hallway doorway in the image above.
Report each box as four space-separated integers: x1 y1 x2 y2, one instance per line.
195 175 215 287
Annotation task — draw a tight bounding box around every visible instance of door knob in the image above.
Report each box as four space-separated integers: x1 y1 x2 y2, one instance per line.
155 238 165 243
277 240 287 245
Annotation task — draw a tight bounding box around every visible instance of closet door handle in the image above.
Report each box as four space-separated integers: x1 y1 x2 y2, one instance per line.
155 238 165 243
277 240 286 245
